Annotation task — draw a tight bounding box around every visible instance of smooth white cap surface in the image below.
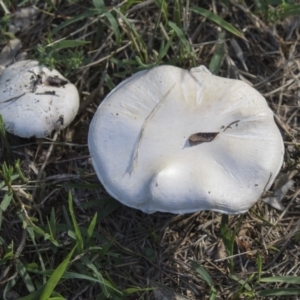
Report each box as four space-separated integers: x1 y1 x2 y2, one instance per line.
0 60 79 138
88 65 284 214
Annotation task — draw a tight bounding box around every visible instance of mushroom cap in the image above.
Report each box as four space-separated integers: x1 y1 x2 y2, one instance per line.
0 60 79 138
88 65 284 214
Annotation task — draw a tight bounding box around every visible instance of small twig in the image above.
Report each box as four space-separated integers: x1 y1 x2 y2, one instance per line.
1 93 26 104
222 120 240 132
274 114 294 138
214 250 256 262
38 131 59 180
71 285 90 300
32 131 59 200
265 218 300 269
78 68 107 114
80 41 132 69
264 187 300 240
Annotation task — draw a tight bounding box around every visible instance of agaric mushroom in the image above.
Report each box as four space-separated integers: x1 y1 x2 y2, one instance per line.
88 65 284 214
0 60 79 138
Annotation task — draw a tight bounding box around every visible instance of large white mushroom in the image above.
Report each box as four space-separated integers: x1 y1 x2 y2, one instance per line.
0 60 79 138
88 65 284 215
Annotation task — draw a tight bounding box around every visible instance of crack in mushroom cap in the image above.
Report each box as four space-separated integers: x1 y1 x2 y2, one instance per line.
0 60 79 138
88 65 284 214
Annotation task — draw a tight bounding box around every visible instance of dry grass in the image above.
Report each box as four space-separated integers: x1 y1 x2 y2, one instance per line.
0 0 300 299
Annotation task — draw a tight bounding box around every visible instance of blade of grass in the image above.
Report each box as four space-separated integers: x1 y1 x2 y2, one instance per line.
220 215 233 252
0 191 13 211
48 208 57 241
49 40 90 50
173 0 181 27
123 287 155 295
17 260 35 293
19 214 47 284
258 288 300 297
229 274 253 292
93 0 105 10
220 215 243 272
62 206 72 230
260 276 300 284
149 0 164 51
14 159 28 183
97 200 122 221
191 261 217 299
51 11 94 35
18 286 44 300
191 261 214 286
190 7 245 39
209 31 225 74
117 10 148 63
104 11 120 44
279 4 300 18
256 253 262 282
55 223 106 241
87 212 98 242
157 35 174 61
168 21 192 53
3 278 17 300
40 243 77 300
27 268 123 295
250 209 276 227
135 56 157 68
81 256 111 297
68 191 84 253
153 0 168 21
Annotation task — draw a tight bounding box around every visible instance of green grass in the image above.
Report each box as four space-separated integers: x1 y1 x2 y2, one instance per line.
1 0 300 299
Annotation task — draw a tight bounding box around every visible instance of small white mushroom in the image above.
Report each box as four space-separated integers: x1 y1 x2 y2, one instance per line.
88 65 284 214
0 60 79 138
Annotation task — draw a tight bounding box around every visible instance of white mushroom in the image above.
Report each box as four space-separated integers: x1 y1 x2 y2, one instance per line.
88 65 284 214
0 60 79 138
